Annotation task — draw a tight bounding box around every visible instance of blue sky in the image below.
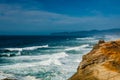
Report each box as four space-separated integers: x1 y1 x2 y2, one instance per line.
0 0 120 35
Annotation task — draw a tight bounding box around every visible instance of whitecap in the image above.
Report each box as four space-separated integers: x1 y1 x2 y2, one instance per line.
4 48 23 51
10 52 68 61
0 75 6 80
74 59 81 63
51 52 69 59
22 76 41 80
38 52 68 66
0 52 69 69
0 71 15 80
3 45 48 51
76 37 95 40
65 44 89 51
23 45 48 50
0 45 49 57
39 58 62 65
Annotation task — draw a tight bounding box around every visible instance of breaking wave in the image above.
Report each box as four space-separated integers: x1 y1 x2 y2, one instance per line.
3 45 48 51
0 52 69 70
76 37 95 40
39 52 69 66
0 45 48 57
65 44 89 51
0 36 99 80
104 35 120 41
22 76 41 80
0 71 41 80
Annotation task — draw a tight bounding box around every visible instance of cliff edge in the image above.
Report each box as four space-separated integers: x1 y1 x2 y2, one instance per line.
69 39 120 80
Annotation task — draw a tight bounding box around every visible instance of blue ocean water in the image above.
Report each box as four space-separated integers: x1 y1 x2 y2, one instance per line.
0 35 118 80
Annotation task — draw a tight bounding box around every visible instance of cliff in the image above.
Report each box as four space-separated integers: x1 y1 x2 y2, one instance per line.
69 39 120 80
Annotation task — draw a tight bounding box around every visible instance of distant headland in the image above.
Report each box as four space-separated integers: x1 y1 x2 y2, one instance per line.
51 28 120 37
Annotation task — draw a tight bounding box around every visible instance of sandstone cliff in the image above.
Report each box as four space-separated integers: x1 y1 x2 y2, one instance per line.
69 39 120 80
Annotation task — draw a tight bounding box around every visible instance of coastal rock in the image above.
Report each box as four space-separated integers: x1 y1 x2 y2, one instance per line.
69 39 120 80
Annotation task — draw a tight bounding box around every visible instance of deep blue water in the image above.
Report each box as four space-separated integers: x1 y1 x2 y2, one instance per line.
0 36 76 48
0 35 117 80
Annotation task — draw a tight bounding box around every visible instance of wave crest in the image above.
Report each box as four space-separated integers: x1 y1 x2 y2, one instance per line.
65 44 89 51
3 45 48 51
0 45 48 57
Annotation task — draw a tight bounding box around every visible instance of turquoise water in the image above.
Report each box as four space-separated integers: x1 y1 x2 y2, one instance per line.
0 35 118 80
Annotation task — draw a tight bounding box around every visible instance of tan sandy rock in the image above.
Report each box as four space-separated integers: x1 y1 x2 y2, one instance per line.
69 39 120 80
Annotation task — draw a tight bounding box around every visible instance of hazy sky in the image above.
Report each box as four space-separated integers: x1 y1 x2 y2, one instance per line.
0 0 120 35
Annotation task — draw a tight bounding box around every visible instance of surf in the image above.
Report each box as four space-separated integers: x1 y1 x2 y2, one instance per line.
0 45 49 57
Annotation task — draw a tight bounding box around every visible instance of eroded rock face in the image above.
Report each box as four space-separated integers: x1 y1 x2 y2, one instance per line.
69 39 120 80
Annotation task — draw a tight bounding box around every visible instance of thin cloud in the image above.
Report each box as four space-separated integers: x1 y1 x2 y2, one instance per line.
0 3 120 33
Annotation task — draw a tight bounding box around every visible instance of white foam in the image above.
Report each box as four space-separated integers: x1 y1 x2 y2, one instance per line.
65 44 89 51
65 46 80 51
74 59 81 63
10 52 68 60
0 63 35 69
0 73 41 80
0 52 69 69
0 71 15 80
4 48 23 51
76 37 95 40
16 51 21 56
22 76 41 80
0 53 11 57
80 44 89 48
9 55 43 60
0 75 6 80
0 36 101 80
3 45 48 51
104 35 120 41
39 58 62 65
0 52 85 80
23 45 48 50
52 52 69 59
38 52 69 66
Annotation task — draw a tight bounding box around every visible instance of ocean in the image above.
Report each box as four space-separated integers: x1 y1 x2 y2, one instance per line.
0 35 118 80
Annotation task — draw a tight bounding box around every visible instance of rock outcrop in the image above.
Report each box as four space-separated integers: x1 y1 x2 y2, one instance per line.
69 39 120 80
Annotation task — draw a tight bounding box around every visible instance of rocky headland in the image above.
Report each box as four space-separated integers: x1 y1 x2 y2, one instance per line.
69 39 120 80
